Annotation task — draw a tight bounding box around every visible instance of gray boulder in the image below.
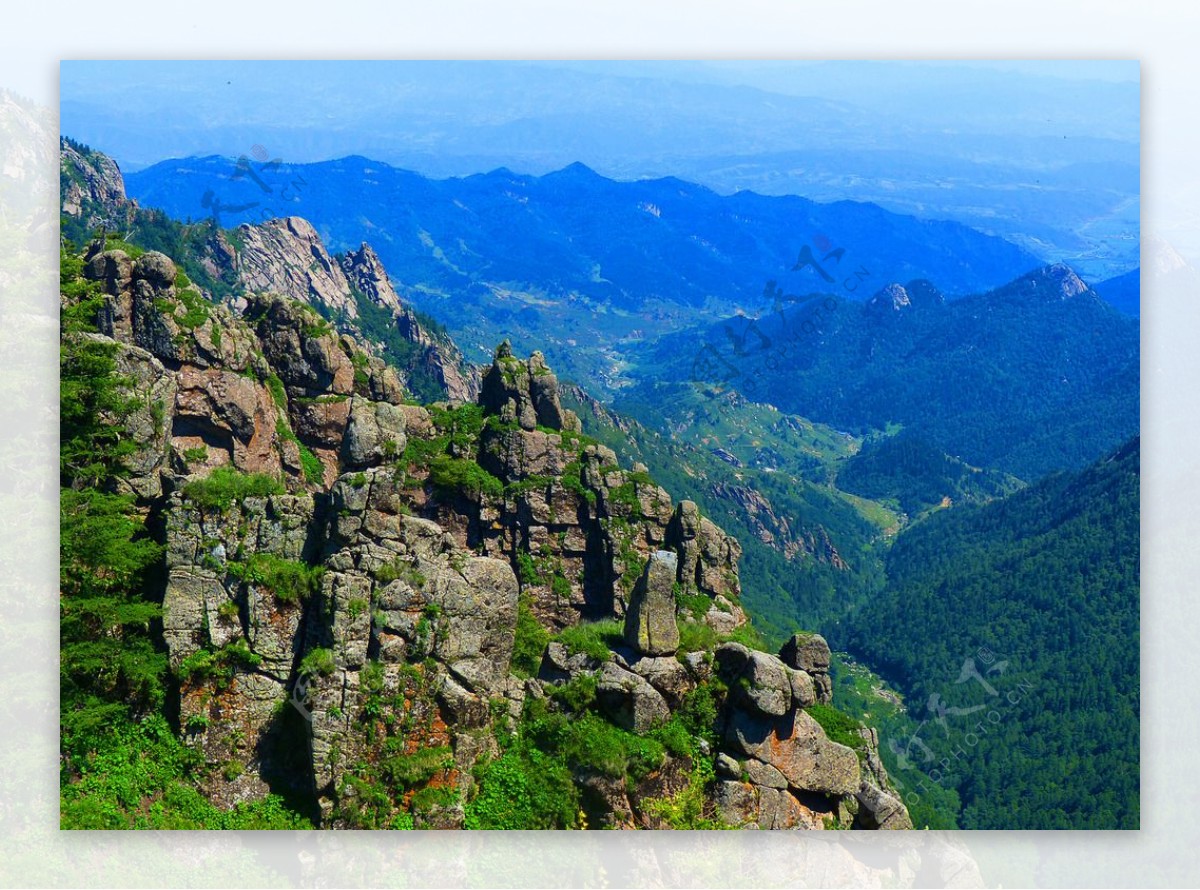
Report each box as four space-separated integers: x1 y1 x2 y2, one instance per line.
780 632 834 704
342 396 408 467
595 661 670 733
715 642 792 717
724 706 861 797
623 550 681 656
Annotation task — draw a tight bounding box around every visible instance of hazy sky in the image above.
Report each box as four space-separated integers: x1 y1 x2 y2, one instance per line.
60 60 1139 172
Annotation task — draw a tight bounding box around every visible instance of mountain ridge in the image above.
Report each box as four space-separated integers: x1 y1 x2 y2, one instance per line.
59 140 912 831
124 150 1045 384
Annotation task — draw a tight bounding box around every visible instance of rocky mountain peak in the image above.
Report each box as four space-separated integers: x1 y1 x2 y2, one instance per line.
234 216 359 318
867 279 946 314
993 262 1091 302
480 344 581 433
338 242 403 315
60 136 128 228
868 282 911 312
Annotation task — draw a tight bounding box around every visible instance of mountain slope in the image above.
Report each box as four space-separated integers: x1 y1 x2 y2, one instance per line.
60 139 476 405
849 438 1140 829
125 153 1042 384
1092 267 1140 316
630 265 1139 480
59 145 911 832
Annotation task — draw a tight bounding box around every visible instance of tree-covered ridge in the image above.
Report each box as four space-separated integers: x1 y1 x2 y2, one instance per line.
836 431 1024 520
630 267 1139 481
848 438 1140 829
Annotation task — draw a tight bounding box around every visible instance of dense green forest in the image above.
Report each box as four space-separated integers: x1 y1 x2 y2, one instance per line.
836 431 1024 519
630 271 1139 480
848 438 1140 829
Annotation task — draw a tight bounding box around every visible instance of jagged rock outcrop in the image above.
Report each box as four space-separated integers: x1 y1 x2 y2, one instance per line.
623 550 681 656
988 262 1090 302
62 212 908 831
867 279 946 316
480 342 581 433
564 383 847 570
62 139 477 407
338 242 404 314
780 631 834 704
868 282 912 313
235 217 360 318
441 346 749 638
60 137 129 227
223 219 478 403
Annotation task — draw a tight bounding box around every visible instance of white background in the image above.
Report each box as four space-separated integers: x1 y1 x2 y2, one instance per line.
1 2 1195 886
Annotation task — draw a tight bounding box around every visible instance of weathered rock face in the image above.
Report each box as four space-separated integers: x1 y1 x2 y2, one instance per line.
338 243 479 403
480 342 581 433
595 661 671 733
868 282 912 313
780 632 834 704
62 174 909 830
235 217 360 318
437 346 748 638
162 490 317 809
338 242 403 314
624 551 681 656
221 221 478 404
60 137 128 227
710 641 859 829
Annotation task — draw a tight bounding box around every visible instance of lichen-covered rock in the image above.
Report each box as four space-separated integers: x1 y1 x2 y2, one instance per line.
623 550 680 656
342 397 408 467
855 782 913 830
780 632 833 704
621 652 695 709
61 137 128 227
665 500 745 633
249 293 354 396
595 661 671 733
98 337 177 499
714 780 829 830
715 642 793 717
724 705 861 797
537 641 605 684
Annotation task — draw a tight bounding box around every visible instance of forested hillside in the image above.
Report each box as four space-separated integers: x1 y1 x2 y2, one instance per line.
631 267 1139 480
849 439 1140 829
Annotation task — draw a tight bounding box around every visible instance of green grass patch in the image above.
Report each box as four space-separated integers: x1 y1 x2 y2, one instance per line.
228 553 323 604
511 595 550 678
299 647 336 678
805 703 867 753
674 582 712 620
553 619 623 662
677 620 718 653
181 466 284 512
428 455 503 500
